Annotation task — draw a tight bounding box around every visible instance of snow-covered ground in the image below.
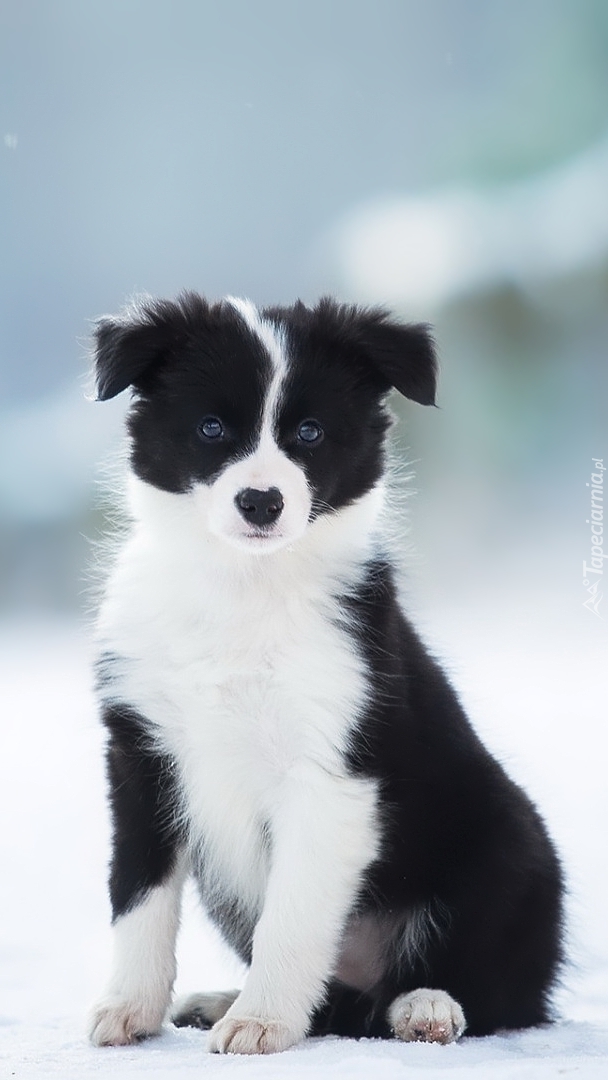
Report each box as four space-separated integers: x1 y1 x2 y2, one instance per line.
1 587 607 1078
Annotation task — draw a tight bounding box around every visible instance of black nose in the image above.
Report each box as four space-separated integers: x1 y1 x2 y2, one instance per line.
235 487 284 527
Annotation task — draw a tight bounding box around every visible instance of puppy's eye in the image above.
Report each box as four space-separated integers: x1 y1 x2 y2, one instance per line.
297 420 324 444
197 416 224 441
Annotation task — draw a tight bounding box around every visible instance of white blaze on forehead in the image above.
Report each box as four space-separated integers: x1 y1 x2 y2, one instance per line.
225 296 289 438
213 298 309 551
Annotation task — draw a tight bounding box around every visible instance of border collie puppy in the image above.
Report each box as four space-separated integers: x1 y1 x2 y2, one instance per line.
89 293 563 1055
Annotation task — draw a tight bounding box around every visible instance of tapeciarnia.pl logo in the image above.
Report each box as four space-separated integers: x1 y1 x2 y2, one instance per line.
582 458 605 618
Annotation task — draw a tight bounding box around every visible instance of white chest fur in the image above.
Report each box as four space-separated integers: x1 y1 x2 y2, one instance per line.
97 480 380 921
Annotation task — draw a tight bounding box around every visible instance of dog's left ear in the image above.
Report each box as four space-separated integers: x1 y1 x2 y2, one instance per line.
310 300 437 406
354 309 437 406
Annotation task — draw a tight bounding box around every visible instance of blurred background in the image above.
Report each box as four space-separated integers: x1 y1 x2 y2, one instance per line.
1 0 607 1035
1 0 607 614
1 0 608 617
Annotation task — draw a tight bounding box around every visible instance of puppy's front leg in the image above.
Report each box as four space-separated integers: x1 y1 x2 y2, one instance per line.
89 704 186 1046
208 767 379 1055
89 863 186 1046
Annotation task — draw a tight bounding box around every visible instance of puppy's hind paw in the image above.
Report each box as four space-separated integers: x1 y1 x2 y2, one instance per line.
171 989 240 1029
388 988 466 1045
208 1015 299 1055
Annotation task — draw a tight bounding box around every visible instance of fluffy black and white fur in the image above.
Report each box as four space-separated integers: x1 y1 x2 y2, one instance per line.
89 293 563 1055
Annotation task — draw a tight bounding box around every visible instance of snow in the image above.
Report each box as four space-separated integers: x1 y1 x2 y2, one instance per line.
1 593 607 1078
5 1020 608 1080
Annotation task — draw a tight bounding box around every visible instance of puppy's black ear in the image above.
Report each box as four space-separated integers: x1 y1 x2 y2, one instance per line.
310 299 437 406
93 296 193 401
354 309 437 406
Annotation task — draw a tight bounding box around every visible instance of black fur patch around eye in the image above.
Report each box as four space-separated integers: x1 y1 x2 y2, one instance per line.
93 294 436 500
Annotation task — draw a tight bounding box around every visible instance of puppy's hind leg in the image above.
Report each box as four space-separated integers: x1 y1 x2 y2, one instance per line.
387 988 466 1045
171 990 240 1030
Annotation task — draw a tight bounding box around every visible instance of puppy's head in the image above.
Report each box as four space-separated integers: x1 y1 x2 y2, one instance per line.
93 293 436 553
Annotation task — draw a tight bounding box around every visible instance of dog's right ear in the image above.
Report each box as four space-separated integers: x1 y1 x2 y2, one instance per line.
93 295 197 401
93 304 172 401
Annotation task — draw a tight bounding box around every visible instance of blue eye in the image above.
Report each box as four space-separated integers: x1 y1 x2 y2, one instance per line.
198 416 224 440
297 420 324 444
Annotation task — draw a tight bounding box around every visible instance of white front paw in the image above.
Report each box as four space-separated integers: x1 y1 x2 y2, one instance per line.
89 999 165 1046
208 1014 301 1055
388 988 466 1044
